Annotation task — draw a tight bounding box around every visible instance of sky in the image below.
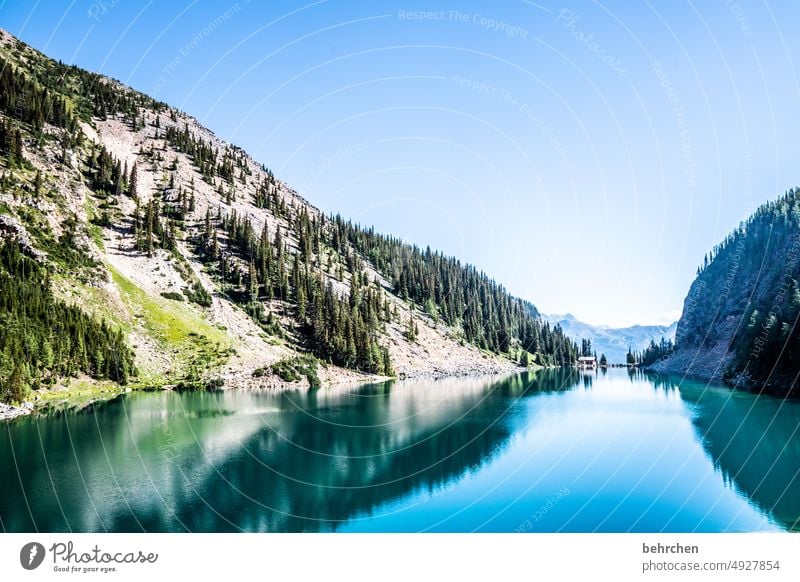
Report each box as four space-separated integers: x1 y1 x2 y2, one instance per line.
2 0 799 327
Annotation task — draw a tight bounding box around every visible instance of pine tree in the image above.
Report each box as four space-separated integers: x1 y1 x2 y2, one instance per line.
128 163 138 199
406 313 418 342
7 362 27 404
248 261 258 304
145 201 154 256
33 170 42 195
0 242 136 403
13 129 24 166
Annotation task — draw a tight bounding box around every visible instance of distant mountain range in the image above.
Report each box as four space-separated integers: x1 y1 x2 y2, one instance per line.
545 314 677 364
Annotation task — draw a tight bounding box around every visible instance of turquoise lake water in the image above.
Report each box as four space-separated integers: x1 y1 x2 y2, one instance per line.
1 368 798 532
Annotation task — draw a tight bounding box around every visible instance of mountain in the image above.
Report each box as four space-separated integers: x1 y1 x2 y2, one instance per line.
0 29 578 404
544 314 677 364
651 188 800 396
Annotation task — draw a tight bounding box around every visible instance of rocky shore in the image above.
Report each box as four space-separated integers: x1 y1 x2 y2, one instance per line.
1 358 529 422
398 359 520 380
0 401 33 421
647 342 732 384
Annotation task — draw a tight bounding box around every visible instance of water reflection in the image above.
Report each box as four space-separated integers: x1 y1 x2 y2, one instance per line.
671 376 800 531
1 368 798 532
621 369 800 530
1 371 571 532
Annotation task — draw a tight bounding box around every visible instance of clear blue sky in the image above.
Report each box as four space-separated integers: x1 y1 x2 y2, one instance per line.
3 0 799 327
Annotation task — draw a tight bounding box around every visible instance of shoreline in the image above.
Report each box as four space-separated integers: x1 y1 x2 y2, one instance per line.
0 361 530 422
0 401 34 421
644 357 800 399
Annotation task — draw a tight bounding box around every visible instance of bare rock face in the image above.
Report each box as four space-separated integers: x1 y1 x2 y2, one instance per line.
652 189 800 395
0 402 33 421
0 215 44 259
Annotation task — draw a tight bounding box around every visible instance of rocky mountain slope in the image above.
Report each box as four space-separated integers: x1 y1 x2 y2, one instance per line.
545 313 676 364
651 188 800 396
0 29 578 403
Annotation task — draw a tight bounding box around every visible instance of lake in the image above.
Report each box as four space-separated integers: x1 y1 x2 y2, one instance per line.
1 368 799 532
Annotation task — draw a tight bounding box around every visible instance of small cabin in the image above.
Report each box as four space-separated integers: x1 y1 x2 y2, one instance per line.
578 356 597 369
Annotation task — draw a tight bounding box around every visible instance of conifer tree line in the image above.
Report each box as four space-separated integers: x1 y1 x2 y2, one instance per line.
680 187 800 393
0 48 151 403
132 198 179 256
194 206 394 375
164 124 219 184
81 136 190 259
1 41 166 123
190 194 579 372
163 123 283 212
254 169 279 209
0 55 74 133
626 338 674 366
84 141 125 195
1 46 167 154
0 119 24 166
327 215 578 365
189 196 577 371
0 242 136 403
